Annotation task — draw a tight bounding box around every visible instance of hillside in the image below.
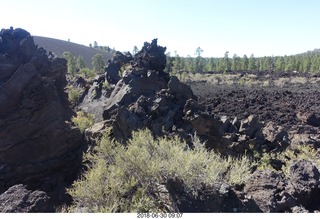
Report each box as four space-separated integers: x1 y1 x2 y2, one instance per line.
33 36 113 68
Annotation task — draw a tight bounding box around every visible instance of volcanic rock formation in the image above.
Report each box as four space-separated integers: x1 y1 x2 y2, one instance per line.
0 28 83 206
79 39 320 212
83 39 199 142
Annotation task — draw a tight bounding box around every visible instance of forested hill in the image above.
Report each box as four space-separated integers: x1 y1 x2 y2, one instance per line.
166 49 320 74
33 36 113 68
32 35 320 74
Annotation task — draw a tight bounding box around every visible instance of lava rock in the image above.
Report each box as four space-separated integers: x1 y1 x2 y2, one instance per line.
0 27 83 199
286 160 320 208
244 170 295 212
0 184 52 212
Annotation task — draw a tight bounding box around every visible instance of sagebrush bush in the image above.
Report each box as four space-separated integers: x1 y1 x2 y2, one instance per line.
71 111 94 133
279 145 320 177
67 129 252 212
79 67 96 79
68 87 81 106
255 145 320 177
227 155 252 185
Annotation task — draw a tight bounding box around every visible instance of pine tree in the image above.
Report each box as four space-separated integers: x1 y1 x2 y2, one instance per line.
195 47 204 73
93 41 98 48
92 53 105 73
248 54 256 71
302 56 311 73
164 52 173 73
242 54 249 71
224 51 231 72
76 56 86 69
172 51 182 76
275 56 285 72
62 51 76 76
232 54 241 71
132 46 139 56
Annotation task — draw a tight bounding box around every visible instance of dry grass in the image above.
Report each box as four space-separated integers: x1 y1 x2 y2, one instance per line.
184 72 320 88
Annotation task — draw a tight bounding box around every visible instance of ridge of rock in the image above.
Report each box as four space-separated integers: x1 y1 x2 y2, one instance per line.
0 27 83 205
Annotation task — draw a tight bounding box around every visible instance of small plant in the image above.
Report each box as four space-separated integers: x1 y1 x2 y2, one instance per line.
71 111 94 133
227 155 252 185
256 150 275 172
79 68 96 79
68 87 81 106
279 145 320 177
102 81 111 90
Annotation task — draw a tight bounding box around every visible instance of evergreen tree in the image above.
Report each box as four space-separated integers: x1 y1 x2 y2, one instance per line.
76 55 86 69
194 47 204 73
263 56 274 72
92 53 105 73
248 54 257 71
195 47 204 57
164 52 173 73
232 54 241 71
275 56 285 72
132 46 139 56
187 55 195 73
310 56 320 73
172 51 182 76
224 51 231 71
242 54 249 71
93 41 98 48
285 56 296 72
302 56 311 73
62 51 76 76
207 58 216 72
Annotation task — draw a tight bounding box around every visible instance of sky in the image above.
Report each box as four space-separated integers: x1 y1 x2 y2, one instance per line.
1 0 320 57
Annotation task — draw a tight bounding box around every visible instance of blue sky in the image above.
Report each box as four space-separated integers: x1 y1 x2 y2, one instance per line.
1 0 320 57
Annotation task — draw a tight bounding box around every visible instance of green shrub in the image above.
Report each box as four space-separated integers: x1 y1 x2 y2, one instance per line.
79 68 96 79
227 155 252 185
68 87 81 106
71 111 94 133
254 145 320 177
102 81 111 90
256 150 275 172
279 145 320 177
67 129 252 212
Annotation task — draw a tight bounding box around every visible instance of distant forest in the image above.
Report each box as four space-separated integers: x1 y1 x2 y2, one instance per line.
164 48 320 74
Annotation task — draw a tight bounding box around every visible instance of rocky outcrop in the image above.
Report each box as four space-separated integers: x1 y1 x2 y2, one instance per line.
105 51 133 85
244 160 320 213
81 39 296 156
286 160 320 208
81 39 197 142
0 184 52 212
296 112 320 127
244 171 295 212
79 39 320 212
0 28 83 206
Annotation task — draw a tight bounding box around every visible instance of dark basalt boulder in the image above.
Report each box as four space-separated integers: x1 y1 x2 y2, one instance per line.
286 160 320 209
105 51 133 85
133 39 167 72
0 184 52 212
244 170 295 212
0 27 83 207
81 39 198 142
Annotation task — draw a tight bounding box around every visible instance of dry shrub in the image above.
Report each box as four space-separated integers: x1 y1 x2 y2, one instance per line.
67 129 252 212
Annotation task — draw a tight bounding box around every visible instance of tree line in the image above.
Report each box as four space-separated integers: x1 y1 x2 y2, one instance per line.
165 48 320 75
89 41 116 54
62 44 320 80
62 51 106 79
